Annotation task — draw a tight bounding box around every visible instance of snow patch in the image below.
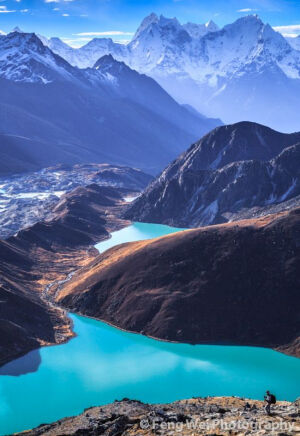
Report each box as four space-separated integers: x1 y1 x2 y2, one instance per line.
200 199 219 224
279 179 297 201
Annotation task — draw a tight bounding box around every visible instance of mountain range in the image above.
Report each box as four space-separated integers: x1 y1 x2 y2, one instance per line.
0 31 220 176
35 14 300 132
35 16 219 69
125 122 300 227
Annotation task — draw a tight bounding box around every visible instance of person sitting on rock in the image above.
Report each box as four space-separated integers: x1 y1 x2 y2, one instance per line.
264 390 276 415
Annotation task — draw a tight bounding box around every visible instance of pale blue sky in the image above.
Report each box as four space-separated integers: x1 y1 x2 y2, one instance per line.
0 0 299 46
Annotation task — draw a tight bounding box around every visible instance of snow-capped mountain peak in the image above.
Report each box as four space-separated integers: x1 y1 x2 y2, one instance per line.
94 53 117 69
48 37 70 50
8 14 299 131
47 37 76 61
38 13 220 71
133 12 159 39
127 14 194 74
195 14 298 80
131 13 190 47
0 31 80 83
158 14 181 27
91 53 134 85
46 35 128 69
11 26 24 34
183 19 219 38
123 13 300 131
205 20 219 31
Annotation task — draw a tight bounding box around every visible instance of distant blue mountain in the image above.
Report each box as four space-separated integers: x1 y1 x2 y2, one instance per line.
45 14 300 132
0 32 221 176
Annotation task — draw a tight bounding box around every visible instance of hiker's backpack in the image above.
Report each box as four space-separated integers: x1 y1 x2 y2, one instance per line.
270 394 276 404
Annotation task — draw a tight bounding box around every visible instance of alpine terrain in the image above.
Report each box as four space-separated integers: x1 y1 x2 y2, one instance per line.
0 31 220 176
42 14 300 132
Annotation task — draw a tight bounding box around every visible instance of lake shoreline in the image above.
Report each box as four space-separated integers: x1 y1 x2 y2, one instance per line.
1 310 299 434
2 213 298 371
67 310 300 359
57 214 300 360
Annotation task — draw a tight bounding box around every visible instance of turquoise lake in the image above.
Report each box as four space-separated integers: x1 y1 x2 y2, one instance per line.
0 223 299 435
94 221 185 253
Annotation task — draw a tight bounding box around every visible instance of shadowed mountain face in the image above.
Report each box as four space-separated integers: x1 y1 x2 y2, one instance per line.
125 122 300 227
0 32 220 176
57 208 300 356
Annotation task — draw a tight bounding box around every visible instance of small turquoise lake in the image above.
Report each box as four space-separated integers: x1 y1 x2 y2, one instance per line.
0 223 299 435
94 221 185 253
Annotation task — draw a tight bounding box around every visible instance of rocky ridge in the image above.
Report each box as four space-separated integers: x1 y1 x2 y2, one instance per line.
16 397 300 436
125 122 300 228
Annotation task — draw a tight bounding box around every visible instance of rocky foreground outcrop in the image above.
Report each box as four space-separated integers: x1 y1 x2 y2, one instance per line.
16 397 300 436
57 207 300 357
0 184 130 366
125 122 300 227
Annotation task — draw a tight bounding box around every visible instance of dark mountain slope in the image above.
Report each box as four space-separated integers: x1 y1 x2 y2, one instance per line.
0 239 68 367
93 55 221 134
0 79 198 175
57 208 300 356
125 122 300 227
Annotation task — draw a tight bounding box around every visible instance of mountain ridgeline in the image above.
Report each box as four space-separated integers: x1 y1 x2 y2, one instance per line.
42 14 300 132
125 122 300 227
0 31 220 176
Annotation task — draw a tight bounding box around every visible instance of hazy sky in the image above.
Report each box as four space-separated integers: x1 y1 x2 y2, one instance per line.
0 0 299 46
